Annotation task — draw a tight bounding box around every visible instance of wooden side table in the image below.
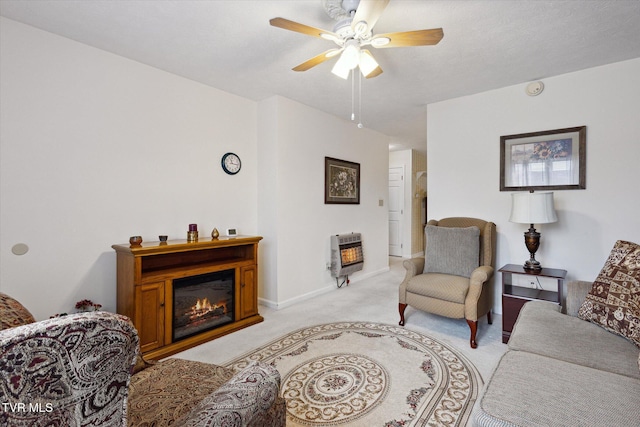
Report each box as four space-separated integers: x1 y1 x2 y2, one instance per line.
499 264 567 344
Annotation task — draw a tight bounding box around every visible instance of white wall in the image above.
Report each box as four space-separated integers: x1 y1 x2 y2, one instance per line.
0 17 391 319
0 18 259 319
257 96 390 308
427 58 640 314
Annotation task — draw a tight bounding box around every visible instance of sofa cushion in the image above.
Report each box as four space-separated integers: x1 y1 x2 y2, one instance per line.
0 292 35 330
578 239 640 347
128 358 235 427
424 225 479 278
509 301 640 379
473 350 640 427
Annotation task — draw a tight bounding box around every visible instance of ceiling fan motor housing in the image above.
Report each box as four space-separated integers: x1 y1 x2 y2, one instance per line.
323 0 360 21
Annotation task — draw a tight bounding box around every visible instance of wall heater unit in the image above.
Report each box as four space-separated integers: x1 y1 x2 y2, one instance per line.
330 233 364 285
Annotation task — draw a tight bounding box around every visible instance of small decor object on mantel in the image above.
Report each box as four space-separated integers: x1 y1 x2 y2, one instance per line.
187 224 198 242
211 228 220 239
129 236 143 247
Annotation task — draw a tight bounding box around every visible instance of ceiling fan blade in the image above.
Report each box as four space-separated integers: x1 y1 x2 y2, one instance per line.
270 17 339 42
372 28 444 48
351 0 390 34
293 49 342 72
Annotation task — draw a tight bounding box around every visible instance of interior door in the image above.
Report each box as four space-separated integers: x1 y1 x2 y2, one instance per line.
389 166 404 256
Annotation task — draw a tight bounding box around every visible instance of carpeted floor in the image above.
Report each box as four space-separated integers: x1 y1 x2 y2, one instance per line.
225 321 484 426
174 257 508 424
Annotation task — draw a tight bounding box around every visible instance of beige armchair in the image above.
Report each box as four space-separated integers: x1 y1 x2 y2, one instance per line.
398 217 496 348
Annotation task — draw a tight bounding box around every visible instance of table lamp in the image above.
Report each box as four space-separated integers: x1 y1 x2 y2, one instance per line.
509 191 558 271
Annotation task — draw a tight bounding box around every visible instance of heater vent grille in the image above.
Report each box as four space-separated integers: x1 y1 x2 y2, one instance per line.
330 233 364 277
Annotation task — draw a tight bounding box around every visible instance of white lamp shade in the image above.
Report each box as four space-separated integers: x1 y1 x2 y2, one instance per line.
331 54 351 79
359 50 379 77
509 192 558 224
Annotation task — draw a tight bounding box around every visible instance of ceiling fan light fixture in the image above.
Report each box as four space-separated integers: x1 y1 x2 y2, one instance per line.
359 50 378 77
342 41 361 69
331 53 352 79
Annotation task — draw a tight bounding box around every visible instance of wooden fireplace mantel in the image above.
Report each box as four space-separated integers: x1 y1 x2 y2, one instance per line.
113 236 263 360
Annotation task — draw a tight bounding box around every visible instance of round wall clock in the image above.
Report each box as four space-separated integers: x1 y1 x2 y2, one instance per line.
221 152 241 175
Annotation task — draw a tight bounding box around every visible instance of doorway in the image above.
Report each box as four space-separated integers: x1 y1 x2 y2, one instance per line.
388 166 404 256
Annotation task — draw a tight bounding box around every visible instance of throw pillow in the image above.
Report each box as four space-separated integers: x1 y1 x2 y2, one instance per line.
424 225 480 278
578 240 640 347
0 292 36 330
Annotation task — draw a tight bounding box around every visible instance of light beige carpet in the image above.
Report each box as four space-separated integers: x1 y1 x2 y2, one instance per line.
225 321 482 427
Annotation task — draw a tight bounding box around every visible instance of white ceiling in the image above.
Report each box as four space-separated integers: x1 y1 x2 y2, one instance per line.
2 1 639 152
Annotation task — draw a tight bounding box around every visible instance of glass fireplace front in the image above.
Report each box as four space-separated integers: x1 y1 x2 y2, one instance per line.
172 270 234 342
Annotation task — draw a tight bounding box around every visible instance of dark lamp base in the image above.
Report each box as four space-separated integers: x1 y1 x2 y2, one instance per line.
524 258 542 271
523 224 543 271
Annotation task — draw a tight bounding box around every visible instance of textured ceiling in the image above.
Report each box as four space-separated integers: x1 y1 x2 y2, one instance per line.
2 0 640 152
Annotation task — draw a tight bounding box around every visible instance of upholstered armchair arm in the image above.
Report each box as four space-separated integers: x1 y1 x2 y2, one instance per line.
464 265 494 320
175 361 285 427
0 311 139 427
566 280 593 317
403 257 425 279
399 258 425 304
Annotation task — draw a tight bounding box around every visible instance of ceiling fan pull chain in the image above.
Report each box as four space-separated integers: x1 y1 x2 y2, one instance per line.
358 70 363 128
351 70 355 121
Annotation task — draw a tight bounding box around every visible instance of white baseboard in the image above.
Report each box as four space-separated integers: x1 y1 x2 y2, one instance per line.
258 266 391 310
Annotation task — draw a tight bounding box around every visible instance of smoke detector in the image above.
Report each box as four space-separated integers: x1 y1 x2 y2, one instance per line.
525 81 544 96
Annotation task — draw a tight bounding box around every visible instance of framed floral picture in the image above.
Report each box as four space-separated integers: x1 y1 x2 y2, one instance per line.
325 157 360 204
500 126 586 191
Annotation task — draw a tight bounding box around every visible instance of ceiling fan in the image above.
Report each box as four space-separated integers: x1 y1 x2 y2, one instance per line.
269 0 444 79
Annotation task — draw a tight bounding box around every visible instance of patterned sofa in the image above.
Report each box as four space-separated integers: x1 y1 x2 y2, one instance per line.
0 293 286 427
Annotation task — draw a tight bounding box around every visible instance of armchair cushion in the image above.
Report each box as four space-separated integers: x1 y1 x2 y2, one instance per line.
407 273 470 304
423 225 480 278
128 358 235 426
174 361 284 427
578 240 640 347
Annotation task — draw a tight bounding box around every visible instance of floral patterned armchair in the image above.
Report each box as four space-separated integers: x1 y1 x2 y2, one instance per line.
0 292 286 427
0 307 139 426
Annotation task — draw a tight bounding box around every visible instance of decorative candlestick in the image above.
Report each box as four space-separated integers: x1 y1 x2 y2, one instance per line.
187 224 198 242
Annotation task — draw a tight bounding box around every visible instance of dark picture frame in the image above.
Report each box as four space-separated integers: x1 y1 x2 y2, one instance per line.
500 126 586 191
324 157 360 204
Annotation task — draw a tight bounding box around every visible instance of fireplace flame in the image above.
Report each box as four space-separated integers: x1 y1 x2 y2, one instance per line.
188 298 228 320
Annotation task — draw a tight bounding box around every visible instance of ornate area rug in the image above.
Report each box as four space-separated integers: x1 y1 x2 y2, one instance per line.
225 322 482 426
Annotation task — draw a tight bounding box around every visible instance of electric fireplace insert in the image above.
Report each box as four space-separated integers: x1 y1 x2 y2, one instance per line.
172 270 234 342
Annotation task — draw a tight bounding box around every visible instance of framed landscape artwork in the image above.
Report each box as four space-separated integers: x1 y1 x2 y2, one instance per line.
324 157 360 204
500 126 586 191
